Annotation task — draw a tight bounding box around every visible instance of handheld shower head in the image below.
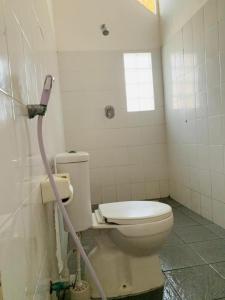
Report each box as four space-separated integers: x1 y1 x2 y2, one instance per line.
40 75 54 106
27 74 54 119
27 74 107 300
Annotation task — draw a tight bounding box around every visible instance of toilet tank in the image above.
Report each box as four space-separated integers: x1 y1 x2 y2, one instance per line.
55 152 92 232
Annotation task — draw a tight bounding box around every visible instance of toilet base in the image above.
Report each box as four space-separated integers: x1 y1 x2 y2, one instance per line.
86 236 164 299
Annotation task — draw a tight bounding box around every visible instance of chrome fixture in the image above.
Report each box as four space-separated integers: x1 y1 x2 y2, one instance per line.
105 105 115 119
101 24 110 36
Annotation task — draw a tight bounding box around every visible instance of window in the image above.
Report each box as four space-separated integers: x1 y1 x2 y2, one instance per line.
137 0 156 14
123 52 155 112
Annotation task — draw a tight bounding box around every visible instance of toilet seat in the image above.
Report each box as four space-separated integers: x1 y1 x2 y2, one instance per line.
89 201 174 298
97 201 172 225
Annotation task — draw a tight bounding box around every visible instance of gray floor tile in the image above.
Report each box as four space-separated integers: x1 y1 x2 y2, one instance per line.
127 287 163 300
165 265 225 300
174 225 219 243
160 198 182 208
163 280 181 300
205 224 225 238
177 206 212 225
190 239 225 263
210 261 225 279
163 231 185 247
160 245 205 271
173 209 199 227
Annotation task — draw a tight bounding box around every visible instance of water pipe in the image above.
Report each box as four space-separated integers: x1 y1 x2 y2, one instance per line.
27 75 107 300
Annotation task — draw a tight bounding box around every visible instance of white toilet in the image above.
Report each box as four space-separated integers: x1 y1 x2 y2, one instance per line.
55 152 173 299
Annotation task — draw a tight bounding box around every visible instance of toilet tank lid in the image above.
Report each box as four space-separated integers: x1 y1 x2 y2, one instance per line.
55 152 89 164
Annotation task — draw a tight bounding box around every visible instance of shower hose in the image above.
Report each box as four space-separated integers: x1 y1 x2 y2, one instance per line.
36 77 107 300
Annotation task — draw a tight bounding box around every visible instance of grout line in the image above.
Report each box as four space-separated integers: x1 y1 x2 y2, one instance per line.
164 279 182 300
163 262 208 274
188 237 225 245
208 263 225 280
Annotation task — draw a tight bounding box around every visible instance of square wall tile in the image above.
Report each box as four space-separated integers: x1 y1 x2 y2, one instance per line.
211 172 225 203
199 170 211 197
209 116 223 145
102 185 117 203
204 0 218 29
205 25 219 58
131 182 146 200
219 20 225 54
206 56 220 89
159 180 169 197
213 199 225 228
116 183 131 202
209 145 224 172
201 195 213 220
218 0 225 21
145 181 160 199
0 1 10 94
190 191 201 214
163 0 225 231
5 10 27 103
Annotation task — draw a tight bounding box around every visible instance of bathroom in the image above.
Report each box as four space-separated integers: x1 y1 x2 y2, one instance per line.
0 0 225 299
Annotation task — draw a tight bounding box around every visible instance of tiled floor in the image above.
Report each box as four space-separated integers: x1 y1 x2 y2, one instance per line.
159 198 225 300
68 198 225 300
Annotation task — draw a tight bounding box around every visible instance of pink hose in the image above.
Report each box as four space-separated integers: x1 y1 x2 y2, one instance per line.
37 115 107 300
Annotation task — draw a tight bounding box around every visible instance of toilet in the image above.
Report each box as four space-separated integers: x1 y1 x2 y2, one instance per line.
55 152 173 299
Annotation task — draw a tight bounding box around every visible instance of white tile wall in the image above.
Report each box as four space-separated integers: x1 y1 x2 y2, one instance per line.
58 49 169 204
163 0 225 229
0 0 65 299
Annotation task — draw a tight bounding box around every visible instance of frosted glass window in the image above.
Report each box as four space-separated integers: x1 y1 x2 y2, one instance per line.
123 53 155 112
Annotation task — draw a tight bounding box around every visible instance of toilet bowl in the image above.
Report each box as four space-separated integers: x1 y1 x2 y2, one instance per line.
55 152 173 299
87 201 173 298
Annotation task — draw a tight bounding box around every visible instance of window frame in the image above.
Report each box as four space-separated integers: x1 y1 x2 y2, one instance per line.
123 51 156 113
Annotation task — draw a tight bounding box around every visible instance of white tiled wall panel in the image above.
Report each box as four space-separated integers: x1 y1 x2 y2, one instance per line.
162 0 225 229
58 50 169 204
0 0 65 299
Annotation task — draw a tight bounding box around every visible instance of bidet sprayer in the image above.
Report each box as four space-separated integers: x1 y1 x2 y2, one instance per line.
28 74 107 300
27 75 54 119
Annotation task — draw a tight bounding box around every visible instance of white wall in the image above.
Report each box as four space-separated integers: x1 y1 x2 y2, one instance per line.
0 0 65 299
162 0 225 228
159 0 208 42
58 50 168 204
53 0 161 51
54 0 169 204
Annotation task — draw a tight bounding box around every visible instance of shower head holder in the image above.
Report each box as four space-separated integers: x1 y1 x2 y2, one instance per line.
27 104 47 119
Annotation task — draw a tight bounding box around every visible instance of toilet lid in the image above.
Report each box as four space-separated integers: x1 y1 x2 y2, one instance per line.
98 201 172 225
